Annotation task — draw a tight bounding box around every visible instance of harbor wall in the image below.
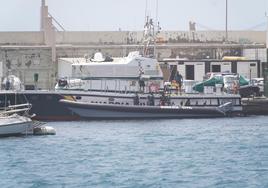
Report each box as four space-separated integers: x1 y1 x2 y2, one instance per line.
0 46 55 89
0 32 44 45
0 30 267 90
55 31 265 44
0 31 266 45
0 45 266 90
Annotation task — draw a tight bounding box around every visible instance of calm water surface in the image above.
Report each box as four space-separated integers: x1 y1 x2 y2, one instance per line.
1 116 268 188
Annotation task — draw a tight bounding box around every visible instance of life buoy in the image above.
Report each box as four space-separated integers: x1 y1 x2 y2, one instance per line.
149 83 160 92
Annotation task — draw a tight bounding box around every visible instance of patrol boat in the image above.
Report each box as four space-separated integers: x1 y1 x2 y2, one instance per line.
60 98 235 120
0 50 243 121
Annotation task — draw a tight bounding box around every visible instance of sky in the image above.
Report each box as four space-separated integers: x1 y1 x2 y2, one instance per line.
0 0 267 31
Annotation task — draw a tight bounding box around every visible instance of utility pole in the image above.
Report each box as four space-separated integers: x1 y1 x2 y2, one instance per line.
154 0 159 58
225 0 228 42
40 0 47 31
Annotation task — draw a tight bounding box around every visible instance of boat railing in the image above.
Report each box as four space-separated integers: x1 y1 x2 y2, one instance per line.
6 103 32 109
0 103 32 117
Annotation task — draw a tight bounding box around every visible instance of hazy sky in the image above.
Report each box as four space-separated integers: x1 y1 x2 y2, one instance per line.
0 0 267 31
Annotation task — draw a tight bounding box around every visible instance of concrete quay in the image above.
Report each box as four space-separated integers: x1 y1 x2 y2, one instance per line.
242 97 268 115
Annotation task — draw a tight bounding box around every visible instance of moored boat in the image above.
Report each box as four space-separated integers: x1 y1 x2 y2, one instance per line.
0 114 33 137
0 89 243 121
60 99 236 120
0 103 34 137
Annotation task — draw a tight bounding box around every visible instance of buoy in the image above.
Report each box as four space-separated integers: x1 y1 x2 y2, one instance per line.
33 126 56 136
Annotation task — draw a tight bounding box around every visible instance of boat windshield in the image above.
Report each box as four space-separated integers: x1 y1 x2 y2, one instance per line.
223 76 238 84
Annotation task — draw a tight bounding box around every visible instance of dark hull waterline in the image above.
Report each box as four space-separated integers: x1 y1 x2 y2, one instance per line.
60 99 231 120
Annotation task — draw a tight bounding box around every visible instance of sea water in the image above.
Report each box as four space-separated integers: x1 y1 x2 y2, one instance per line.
1 116 268 188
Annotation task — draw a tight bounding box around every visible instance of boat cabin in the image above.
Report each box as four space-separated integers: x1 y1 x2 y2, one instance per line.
159 59 261 82
57 51 163 93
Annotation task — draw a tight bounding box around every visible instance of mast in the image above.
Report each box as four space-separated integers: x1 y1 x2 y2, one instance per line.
144 0 148 23
155 0 158 28
143 0 161 58
225 0 228 42
143 16 154 57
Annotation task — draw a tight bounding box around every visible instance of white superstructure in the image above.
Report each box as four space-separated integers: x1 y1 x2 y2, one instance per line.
57 51 163 92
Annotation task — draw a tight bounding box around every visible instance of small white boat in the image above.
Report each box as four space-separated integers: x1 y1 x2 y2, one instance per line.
0 114 33 137
0 103 34 137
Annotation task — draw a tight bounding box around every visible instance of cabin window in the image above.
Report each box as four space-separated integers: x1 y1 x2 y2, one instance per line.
108 97 115 102
250 63 256 67
234 99 240 105
25 85 35 90
186 65 195 80
76 96 82 100
212 65 221 72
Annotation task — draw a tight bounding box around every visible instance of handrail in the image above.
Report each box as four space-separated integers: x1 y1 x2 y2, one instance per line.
0 108 31 115
6 103 32 109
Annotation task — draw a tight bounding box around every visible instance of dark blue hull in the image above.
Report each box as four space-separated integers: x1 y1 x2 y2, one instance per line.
0 92 78 121
60 99 228 120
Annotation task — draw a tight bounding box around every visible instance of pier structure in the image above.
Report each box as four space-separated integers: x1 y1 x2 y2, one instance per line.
0 0 267 89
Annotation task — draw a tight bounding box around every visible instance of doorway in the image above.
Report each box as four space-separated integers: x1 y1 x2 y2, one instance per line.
169 65 177 81
212 65 221 72
186 65 195 80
